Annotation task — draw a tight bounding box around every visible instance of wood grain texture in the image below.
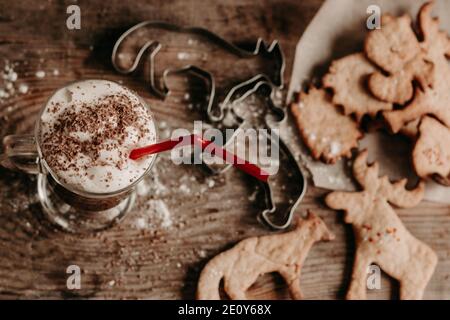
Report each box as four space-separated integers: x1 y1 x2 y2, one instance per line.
0 0 449 300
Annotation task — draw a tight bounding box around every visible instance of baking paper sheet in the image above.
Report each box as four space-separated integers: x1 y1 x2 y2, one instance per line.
285 0 450 203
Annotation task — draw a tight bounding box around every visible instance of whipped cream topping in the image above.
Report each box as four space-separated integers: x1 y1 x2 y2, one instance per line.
40 80 156 193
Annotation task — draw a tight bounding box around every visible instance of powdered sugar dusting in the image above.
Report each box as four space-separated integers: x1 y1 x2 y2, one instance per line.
330 141 341 156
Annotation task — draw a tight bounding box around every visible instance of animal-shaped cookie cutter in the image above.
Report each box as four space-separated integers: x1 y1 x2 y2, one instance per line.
216 79 307 229
111 21 284 123
111 21 307 229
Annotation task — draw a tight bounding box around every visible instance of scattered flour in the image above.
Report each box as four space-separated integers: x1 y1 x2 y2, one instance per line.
0 60 28 102
159 121 167 130
177 52 190 60
147 200 172 229
35 70 46 78
134 199 172 230
158 120 171 139
18 84 28 94
136 180 150 196
134 217 147 229
179 184 191 194
135 164 168 197
197 249 207 258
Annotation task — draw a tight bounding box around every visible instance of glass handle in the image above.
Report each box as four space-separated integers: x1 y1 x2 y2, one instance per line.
0 134 41 174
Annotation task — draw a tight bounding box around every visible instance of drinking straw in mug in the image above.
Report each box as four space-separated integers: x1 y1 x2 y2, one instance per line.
129 134 270 182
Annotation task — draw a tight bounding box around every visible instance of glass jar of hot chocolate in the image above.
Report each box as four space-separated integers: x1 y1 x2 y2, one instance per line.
0 79 158 233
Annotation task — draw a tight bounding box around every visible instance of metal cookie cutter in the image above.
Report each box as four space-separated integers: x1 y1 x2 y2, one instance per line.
260 132 307 230
216 80 307 229
111 22 306 229
111 21 284 123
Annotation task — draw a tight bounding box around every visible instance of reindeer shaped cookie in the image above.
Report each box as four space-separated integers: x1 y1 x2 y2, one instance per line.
326 151 437 300
196 211 334 300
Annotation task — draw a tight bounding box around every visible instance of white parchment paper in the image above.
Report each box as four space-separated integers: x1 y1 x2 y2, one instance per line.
286 0 450 203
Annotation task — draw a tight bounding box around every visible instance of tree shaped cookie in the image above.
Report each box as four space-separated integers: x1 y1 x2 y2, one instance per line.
364 13 434 105
196 211 334 300
325 151 437 300
322 53 392 122
413 116 450 182
290 87 362 164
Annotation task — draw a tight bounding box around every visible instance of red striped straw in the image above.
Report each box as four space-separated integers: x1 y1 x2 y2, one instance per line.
129 134 270 182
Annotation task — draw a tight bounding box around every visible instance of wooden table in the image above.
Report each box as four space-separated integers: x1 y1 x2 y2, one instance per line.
0 0 449 300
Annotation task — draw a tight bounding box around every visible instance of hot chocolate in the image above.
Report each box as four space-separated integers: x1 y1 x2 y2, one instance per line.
39 80 157 194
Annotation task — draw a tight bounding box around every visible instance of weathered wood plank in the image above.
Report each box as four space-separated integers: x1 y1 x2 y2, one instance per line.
0 0 449 300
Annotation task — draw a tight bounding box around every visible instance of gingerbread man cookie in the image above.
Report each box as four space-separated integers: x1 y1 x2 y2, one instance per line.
325 151 437 300
196 212 334 300
290 87 362 164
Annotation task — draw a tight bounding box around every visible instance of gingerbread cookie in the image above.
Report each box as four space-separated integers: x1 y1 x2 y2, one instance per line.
418 2 450 67
380 2 450 133
413 116 450 182
433 175 450 187
325 151 437 300
365 14 421 74
322 53 392 122
398 119 421 140
367 57 432 105
196 211 334 300
383 75 450 133
290 87 362 164
365 14 434 105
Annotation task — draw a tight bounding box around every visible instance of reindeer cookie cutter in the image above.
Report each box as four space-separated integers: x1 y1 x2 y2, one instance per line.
111 21 307 229
216 79 307 229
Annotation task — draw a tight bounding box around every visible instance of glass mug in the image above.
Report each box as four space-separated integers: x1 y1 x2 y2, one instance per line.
0 80 157 233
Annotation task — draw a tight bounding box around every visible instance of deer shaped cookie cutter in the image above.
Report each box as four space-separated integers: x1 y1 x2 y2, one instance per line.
213 79 307 229
111 21 306 229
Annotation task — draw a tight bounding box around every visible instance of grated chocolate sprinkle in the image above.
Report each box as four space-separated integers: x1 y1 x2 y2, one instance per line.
41 93 152 180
